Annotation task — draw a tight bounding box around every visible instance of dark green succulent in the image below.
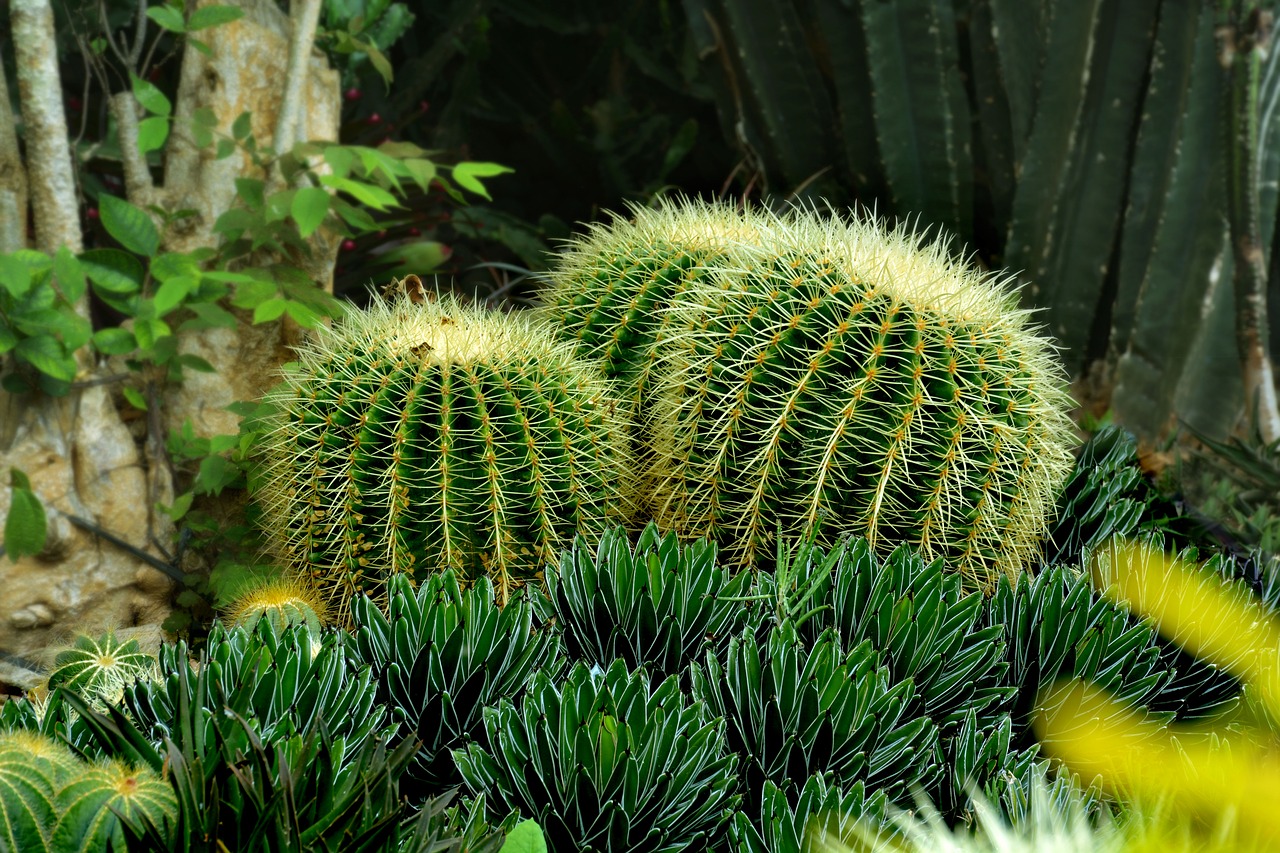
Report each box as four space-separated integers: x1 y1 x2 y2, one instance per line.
1043 425 1149 566
692 622 940 805
728 774 893 853
349 571 560 796
990 563 1173 753
541 523 754 682
453 658 739 852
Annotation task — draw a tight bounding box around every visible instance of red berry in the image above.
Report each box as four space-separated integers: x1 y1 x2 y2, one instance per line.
408 227 421 237
369 113 381 124
67 97 82 112
344 88 361 101
341 239 357 252
335 266 347 276
380 136 391 145
440 244 453 258
419 100 430 113
86 207 99 219
376 230 387 238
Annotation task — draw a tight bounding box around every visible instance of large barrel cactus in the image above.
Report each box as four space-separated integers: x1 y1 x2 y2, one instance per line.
255 290 633 608
646 210 1075 587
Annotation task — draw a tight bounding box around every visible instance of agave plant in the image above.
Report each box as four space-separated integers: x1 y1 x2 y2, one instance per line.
692 622 940 805
349 571 560 796
1043 426 1149 567
541 523 754 682
989 563 1173 753
453 658 739 852
728 774 893 853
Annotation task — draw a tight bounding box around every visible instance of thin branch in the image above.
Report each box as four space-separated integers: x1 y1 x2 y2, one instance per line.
11 0 84 258
129 0 148 68
108 91 156 203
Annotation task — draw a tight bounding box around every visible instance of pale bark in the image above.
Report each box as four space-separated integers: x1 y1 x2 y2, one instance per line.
10 0 82 258
273 0 323 160
109 92 158 205
0 49 29 250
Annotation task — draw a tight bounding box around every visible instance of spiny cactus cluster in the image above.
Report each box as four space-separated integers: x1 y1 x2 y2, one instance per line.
255 290 633 608
0 731 176 852
545 199 1076 587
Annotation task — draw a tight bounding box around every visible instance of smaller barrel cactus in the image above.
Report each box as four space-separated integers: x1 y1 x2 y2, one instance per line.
225 574 328 643
46 632 157 709
255 289 634 608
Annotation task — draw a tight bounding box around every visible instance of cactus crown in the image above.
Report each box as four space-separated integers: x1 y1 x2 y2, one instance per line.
256 291 633 609
225 574 328 637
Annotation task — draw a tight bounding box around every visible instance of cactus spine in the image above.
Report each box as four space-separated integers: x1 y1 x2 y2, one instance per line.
647 210 1075 586
256 291 633 607
225 574 328 641
538 197 782 423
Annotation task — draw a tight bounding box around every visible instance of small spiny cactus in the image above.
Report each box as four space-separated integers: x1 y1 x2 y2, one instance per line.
46 632 157 710
225 574 328 643
255 287 634 609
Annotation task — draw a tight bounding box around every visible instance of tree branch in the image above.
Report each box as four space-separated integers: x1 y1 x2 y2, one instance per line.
108 91 157 204
272 0 322 171
0 46 29 251
10 0 84 258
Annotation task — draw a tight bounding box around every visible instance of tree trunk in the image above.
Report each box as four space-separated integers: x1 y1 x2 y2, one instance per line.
0 0 340 689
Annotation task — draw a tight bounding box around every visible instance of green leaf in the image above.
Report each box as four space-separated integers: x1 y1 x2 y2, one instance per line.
93 327 138 355
99 194 161 257
150 252 201 283
53 247 86 302
231 278 276 309
215 138 237 159
231 110 252 141
81 249 145 294
15 335 76 381
318 175 399 211
187 4 244 31
500 820 547 853
252 299 287 324
5 469 46 561
123 386 148 410
235 178 265 210
283 300 321 328
450 161 514 200
178 353 216 373
131 74 172 116
138 116 170 154
403 158 437 190
146 4 185 32
133 317 171 350
291 187 331 238
154 276 196 316
0 254 32 297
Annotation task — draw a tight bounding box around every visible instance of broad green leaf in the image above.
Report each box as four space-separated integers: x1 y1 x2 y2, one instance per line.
253 298 287 323
282 300 321 328
93 327 138 355
450 161 514 200
5 469 47 561
81 249 145 294
235 178 265 210
154 276 196 316
403 158 437 189
99 194 161 257
499 820 547 853
146 4 185 31
138 116 170 154
131 74 172 116
291 187 331 238
215 138 237 159
133 317 171 350
53 247 86 302
0 254 32 297
187 4 244 31
323 146 356 178
150 252 201 282
0 324 17 354
15 335 76 381
231 279 277 309
177 353 216 373
318 175 399 211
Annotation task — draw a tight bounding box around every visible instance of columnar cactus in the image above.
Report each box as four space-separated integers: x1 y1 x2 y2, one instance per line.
646 209 1075 587
255 291 633 608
